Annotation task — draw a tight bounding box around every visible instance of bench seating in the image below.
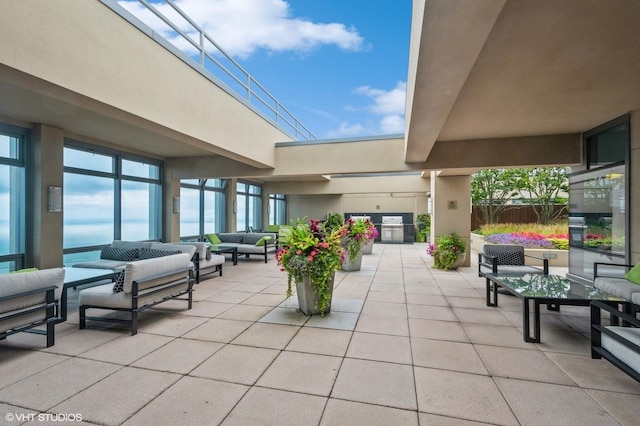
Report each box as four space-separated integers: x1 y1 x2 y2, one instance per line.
175 242 224 283
0 268 64 347
591 295 640 382
208 232 276 263
478 244 549 277
593 262 640 300
79 253 194 335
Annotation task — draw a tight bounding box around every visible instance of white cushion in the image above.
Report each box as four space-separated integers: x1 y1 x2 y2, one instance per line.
0 268 64 313
199 254 225 268
602 326 640 374
594 277 640 300
122 253 190 293
73 259 127 271
79 281 190 309
150 243 196 259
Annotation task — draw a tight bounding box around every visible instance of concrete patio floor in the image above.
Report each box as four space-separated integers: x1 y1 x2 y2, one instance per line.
1 243 639 425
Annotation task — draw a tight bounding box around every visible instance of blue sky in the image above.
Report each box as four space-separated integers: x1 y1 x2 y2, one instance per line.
119 0 412 140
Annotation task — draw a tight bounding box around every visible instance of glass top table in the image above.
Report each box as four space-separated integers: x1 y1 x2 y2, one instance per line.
484 273 628 343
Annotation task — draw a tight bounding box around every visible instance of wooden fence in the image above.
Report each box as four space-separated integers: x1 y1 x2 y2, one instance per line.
471 205 567 230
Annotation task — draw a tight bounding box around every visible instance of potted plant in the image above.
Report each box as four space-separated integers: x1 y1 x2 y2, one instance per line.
427 232 467 270
276 218 344 315
415 214 430 242
362 218 379 255
339 217 369 271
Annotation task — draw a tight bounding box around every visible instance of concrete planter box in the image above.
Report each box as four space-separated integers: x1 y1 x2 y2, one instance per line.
471 233 568 267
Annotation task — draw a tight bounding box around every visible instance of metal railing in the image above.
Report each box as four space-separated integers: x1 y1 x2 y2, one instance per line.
101 0 316 141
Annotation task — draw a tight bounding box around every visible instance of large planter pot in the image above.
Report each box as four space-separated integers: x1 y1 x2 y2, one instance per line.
362 238 374 255
295 273 335 316
342 249 363 271
446 252 467 270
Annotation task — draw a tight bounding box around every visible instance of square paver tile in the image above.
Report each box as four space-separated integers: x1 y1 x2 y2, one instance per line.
191 343 279 385
257 351 342 396
414 367 518 425
80 333 174 365
332 358 416 410
411 338 488 375
306 311 359 331
321 399 419 426
182 318 253 343
259 307 309 326
131 338 224 374
355 313 409 336
0 357 121 411
232 322 300 349
475 344 576 385
407 304 457 321
223 387 326 426
495 377 620 425
408 318 469 342
124 376 248 425
53 366 180 426
346 332 412 364
286 327 352 357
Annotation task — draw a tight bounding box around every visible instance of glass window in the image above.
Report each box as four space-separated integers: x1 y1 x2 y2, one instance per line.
180 186 200 238
122 159 160 179
0 126 26 273
63 173 115 248
236 181 262 231
568 164 626 280
121 180 161 240
64 147 113 173
63 144 163 264
180 179 226 240
269 193 286 225
586 116 628 169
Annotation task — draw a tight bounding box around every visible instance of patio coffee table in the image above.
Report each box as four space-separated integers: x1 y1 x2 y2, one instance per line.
210 245 238 265
485 273 628 343
60 267 119 322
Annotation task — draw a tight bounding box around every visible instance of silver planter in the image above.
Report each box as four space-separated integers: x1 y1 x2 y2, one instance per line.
342 249 363 271
295 273 335 316
362 238 374 255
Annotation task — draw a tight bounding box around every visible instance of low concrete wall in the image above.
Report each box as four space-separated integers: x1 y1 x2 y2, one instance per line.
471 233 568 267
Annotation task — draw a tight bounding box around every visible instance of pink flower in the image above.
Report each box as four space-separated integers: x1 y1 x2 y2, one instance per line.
308 255 314 261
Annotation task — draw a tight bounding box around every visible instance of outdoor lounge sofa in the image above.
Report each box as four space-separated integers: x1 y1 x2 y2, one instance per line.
72 240 224 284
478 244 549 277
591 295 640 382
592 262 640 300
175 242 224 283
79 253 194 335
207 232 276 263
0 268 64 347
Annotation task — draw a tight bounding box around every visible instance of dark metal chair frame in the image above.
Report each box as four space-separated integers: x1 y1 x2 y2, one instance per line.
591 300 640 383
79 267 194 336
0 286 58 347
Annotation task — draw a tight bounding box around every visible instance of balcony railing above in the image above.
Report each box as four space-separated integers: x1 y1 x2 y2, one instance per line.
101 0 316 141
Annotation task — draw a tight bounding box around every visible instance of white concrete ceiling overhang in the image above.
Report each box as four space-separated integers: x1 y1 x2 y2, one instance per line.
405 0 640 167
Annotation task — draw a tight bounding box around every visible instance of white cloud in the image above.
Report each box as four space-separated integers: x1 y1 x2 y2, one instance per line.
326 122 366 139
119 0 364 59
341 81 406 135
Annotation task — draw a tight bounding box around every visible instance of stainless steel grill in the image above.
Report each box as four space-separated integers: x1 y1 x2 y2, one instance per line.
381 216 404 242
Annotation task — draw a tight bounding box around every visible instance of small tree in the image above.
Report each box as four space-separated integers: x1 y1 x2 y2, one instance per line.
471 169 520 224
513 167 569 224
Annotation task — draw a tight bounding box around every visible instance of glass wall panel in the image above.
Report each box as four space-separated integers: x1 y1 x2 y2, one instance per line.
269 194 286 225
63 147 113 173
63 144 163 264
568 164 626 280
63 173 115 248
0 127 25 272
122 159 160 179
121 180 161 240
180 179 226 239
180 186 200 238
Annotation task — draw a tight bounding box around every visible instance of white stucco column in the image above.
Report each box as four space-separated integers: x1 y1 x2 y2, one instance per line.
429 171 472 267
630 111 640 263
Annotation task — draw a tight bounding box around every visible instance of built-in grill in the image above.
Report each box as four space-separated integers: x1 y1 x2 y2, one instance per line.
381 216 404 243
